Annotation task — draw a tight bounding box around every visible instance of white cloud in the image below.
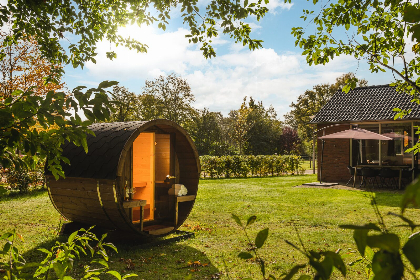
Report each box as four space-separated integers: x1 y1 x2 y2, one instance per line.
83 23 363 120
264 0 294 14
85 25 208 80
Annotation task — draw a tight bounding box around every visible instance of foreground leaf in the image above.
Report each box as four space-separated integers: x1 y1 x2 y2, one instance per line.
402 231 420 270
401 178 420 213
367 233 400 253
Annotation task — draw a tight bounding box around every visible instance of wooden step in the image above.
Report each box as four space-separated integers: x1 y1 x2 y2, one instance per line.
143 225 174 235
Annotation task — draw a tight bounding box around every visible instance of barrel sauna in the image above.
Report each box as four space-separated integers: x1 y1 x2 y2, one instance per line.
45 120 200 236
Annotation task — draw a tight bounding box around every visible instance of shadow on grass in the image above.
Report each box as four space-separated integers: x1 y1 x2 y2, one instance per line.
20 229 221 280
372 191 403 208
0 187 47 201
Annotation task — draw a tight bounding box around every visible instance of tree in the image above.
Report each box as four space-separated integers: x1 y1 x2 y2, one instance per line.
140 73 198 128
228 97 282 155
278 126 301 155
189 108 232 156
0 0 269 69
284 73 367 148
108 86 138 122
0 80 115 178
135 94 163 121
292 0 419 97
228 98 256 155
0 32 64 97
0 0 271 177
244 98 282 155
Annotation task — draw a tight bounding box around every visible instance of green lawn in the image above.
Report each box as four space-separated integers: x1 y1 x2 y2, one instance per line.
300 159 314 171
0 175 418 279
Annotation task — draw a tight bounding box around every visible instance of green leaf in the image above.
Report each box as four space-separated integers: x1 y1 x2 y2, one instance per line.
255 228 269 248
2 241 11 254
410 24 420 42
0 233 13 241
366 233 400 253
402 231 420 270
103 243 118 253
92 258 109 268
107 270 122 280
37 248 51 254
246 215 257 227
371 251 403 279
68 230 79 244
122 273 138 279
297 276 311 280
98 80 118 89
401 178 420 213
238 252 253 259
404 5 420 23
53 262 68 279
232 214 243 227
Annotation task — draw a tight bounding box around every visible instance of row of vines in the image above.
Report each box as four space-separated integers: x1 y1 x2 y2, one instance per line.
200 155 304 178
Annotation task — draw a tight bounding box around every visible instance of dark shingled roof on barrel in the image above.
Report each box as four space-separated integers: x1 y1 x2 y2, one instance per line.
310 85 420 124
49 121 147 180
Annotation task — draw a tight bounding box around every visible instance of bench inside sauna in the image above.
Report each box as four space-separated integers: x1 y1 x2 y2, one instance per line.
45 120 200 236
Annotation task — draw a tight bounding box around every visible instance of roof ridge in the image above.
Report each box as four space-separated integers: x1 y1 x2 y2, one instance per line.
342 84 391 92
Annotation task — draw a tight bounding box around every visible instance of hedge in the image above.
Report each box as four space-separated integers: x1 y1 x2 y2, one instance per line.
200 155 304 178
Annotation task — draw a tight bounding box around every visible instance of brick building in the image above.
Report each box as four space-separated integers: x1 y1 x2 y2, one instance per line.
310 85 420 183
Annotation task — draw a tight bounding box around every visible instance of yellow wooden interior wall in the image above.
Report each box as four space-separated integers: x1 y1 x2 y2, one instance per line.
132 133 155 221
155 134 171 182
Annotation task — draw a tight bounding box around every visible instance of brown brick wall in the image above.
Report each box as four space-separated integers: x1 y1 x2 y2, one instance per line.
317 124 351 183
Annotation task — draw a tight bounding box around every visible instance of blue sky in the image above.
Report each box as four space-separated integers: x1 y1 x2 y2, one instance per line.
63 1 397 120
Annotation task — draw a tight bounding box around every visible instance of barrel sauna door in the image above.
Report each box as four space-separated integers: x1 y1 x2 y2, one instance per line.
132 133 155 222
154 133 174 222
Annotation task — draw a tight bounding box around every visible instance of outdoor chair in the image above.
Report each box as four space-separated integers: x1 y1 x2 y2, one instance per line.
346 166 361 186
378 168 399 189
360 167 379 188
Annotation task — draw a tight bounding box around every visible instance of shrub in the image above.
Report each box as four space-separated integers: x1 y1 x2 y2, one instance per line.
3 162 45 193
199 155 303 178
0 227 137 280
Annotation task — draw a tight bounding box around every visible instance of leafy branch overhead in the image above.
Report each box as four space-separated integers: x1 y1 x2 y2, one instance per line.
0 0 271 69
0 81 116 179
291 0 420 97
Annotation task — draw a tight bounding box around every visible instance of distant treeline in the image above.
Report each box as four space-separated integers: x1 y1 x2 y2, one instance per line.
200 155 303 178
108 74 302 156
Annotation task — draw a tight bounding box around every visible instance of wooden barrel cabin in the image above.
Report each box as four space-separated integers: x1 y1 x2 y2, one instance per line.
45 120 200 236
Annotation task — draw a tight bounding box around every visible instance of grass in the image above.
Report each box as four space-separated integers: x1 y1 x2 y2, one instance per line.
300 159 314 171
0 175 418 279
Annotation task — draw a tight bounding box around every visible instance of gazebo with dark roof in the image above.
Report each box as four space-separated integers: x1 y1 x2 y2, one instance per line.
310 85 420 183
46 119 200 236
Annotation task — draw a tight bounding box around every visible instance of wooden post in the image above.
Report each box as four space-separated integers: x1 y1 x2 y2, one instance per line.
312 134 316 175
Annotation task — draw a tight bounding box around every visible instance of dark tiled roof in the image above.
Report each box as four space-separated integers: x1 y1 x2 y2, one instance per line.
310 85 420 124
47 121 147 180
